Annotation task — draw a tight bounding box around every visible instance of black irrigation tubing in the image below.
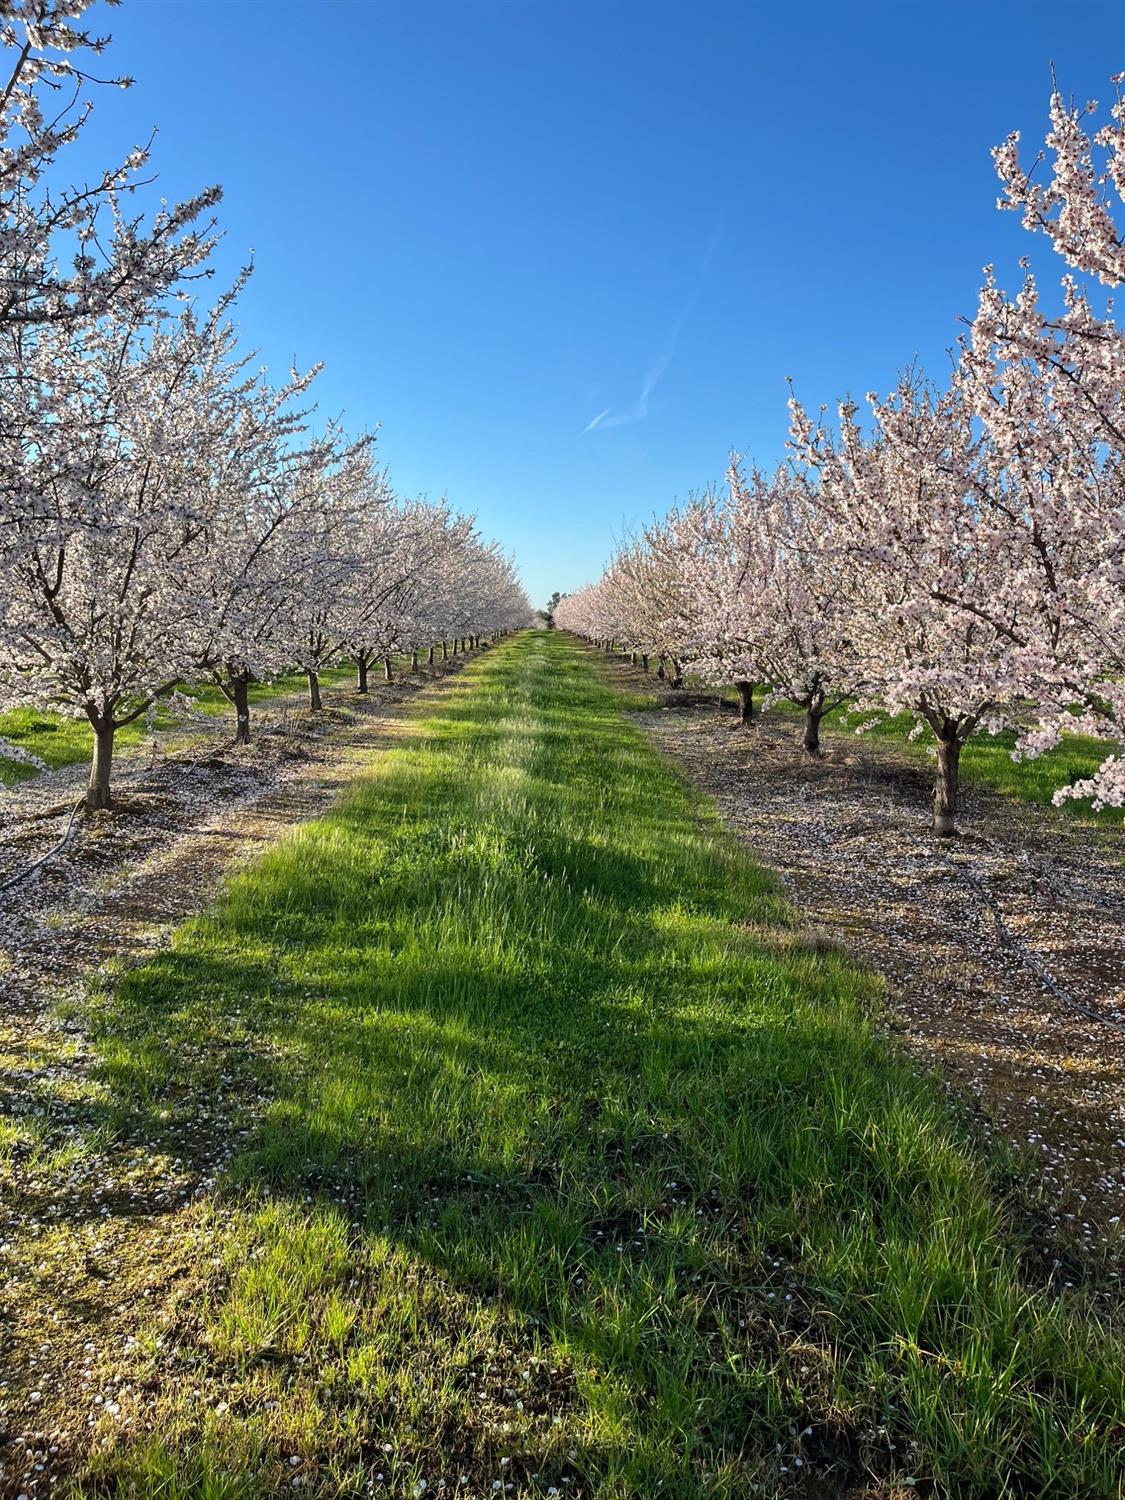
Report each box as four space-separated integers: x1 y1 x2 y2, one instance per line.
938 847 1125 1035
0 794 85 896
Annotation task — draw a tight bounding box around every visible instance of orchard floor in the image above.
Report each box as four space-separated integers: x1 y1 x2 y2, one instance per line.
2 632 1123 1500
0 652 483 1494
626 665 1125 1257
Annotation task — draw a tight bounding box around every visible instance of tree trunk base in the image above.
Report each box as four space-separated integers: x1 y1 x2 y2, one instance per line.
86 721 115 813
233 677 251 745
933 737 962 837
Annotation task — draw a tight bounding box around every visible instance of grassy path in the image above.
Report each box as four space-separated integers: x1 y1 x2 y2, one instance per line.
40 632 1122 1497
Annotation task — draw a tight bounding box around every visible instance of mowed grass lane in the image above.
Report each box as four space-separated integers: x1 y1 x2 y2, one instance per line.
77 631 1122 1498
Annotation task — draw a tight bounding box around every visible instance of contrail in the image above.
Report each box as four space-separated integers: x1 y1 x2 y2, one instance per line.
581 216 723 436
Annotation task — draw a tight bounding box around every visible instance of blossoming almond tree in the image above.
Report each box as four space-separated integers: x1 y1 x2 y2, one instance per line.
437 534 528 652
396 506 481 670
288 437 385 711
189 367 379 743
963 77 1125 807
1 310 206 803
0 0 220 330
0 296 261 808
790 378 1033 834
339 496 466 690
707 458 859 751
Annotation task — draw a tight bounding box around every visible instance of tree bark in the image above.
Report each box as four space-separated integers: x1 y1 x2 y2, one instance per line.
933 736 961 836
441 640 448 660
669 660 683 689
356 655 369 693
86 720 115 812
641 654 649 673
307 669 322 711
735 680 754 723
411 649 419 672
802 706 825 756
384 655 393 682
232 675 251 745
428 644 435 666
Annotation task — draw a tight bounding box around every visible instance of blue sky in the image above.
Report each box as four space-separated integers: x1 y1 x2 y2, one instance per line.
75 1 1125 606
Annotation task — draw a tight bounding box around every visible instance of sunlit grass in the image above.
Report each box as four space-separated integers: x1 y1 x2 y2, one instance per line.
0 664 365 786
66 632 1123 1497
706 682 1121 824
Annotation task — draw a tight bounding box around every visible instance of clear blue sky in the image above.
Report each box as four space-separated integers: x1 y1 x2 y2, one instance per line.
74 1 1125 607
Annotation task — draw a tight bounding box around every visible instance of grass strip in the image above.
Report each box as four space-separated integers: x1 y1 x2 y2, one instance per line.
71 631 1123 1498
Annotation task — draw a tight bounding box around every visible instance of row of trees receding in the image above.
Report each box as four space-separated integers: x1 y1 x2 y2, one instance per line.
0 2 531 812
558 71 1125 835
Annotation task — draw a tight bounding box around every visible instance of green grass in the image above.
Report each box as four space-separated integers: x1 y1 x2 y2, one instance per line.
67 632 1122 1497
708 683 1121 825
0 664 368 787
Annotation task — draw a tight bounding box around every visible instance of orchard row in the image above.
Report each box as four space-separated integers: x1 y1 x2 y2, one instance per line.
558 72 1125 834
0 3 530 812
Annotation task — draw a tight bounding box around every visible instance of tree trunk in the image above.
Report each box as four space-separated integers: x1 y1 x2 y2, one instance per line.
86 720 115 813
383 655 393 682
307 669 322 711
657 658 666 680
411 649 419 672
232 675 251 745
356 655 369 693
441 640 448 659
641 654 649 673
933 736 961 837
735 680 754 723
428 644 435 666
802 706 825 756
669 660 683 689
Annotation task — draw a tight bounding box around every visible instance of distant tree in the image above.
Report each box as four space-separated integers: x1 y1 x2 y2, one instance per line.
544 589 565 628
